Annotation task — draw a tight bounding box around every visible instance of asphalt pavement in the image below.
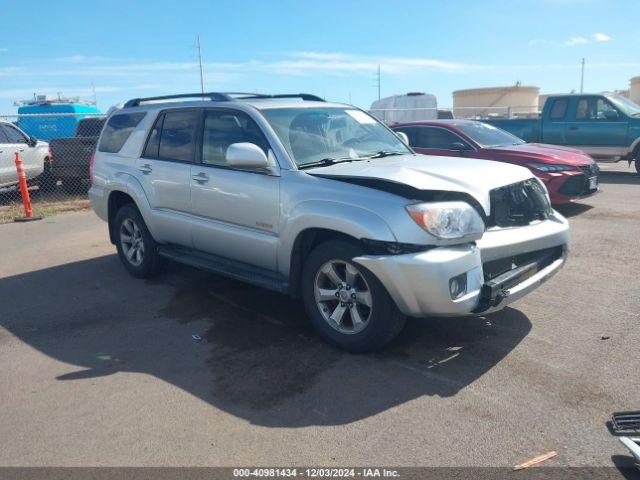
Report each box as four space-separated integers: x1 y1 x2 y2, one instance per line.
0 162 639 469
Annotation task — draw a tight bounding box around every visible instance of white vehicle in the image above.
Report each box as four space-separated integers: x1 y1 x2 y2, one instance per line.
370 92 438 125
0 121 49 188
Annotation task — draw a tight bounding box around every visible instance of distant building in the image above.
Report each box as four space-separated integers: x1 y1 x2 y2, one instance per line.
452 84 539 118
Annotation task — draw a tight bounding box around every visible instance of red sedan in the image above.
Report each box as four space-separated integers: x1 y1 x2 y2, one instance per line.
392 120 599 205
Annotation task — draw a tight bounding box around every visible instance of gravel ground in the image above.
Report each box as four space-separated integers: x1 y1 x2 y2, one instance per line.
0 162 638 471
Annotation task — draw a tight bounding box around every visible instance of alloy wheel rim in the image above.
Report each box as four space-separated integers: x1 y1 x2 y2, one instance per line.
120 218 144 267
314 260 373 334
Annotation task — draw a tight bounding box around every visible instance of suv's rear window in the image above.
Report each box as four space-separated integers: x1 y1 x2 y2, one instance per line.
98 112 146 153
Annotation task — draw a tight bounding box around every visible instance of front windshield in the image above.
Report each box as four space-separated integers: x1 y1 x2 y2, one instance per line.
607 95 640 117
456 121 525 148
260 107 412 166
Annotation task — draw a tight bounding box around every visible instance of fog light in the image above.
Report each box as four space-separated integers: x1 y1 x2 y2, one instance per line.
449 273 468 299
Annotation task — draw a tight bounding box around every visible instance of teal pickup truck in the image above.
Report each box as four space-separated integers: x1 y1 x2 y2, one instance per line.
483 93 640 174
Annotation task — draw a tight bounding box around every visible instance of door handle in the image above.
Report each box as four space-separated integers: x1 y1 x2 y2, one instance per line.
18 148 25 152
138 164 152 174
192 172 209 183
568 126 579 130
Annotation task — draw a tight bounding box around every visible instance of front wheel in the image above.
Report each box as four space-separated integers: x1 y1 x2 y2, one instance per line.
301 240 406 352
114 204 164 278
633 146 640 175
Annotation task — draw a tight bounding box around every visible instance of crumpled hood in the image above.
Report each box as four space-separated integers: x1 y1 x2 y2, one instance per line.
306 154 535 214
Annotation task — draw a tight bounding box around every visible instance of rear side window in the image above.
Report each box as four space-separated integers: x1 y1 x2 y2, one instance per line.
0 125 9 143
549 98 568 120
144 110 198 163
393 126 417 146
98 112 146 153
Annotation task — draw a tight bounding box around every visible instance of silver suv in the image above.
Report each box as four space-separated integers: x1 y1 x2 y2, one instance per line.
90 92 569 352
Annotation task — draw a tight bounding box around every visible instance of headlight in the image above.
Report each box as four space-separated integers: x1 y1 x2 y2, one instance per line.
527 163 577 172
406 201 485 240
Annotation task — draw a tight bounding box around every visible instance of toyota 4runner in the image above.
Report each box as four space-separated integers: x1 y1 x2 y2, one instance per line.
89 92 569 352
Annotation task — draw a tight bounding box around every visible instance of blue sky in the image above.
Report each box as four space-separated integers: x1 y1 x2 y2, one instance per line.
1 0 639 113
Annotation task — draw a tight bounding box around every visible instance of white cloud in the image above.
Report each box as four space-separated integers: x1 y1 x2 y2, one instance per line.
592 32 611 42
565 36 589 46
530 32 611 47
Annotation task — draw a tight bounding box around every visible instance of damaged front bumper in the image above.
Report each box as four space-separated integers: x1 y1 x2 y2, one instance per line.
353 212 570 318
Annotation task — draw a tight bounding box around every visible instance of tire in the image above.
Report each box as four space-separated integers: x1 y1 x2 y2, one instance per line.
113 204 164 279
633 146 640 175
636 160 640 176
301 240 406 353
34 159 57 192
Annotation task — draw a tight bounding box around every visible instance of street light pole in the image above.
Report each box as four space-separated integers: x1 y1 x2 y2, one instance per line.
580 58 585 93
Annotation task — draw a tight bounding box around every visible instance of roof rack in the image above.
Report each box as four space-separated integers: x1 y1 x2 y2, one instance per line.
123 92 325 108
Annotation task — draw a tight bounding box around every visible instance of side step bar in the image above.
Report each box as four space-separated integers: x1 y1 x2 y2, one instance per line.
157 246 289 294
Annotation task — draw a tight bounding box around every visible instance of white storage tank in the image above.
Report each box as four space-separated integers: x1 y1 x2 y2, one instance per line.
629 77 640 104
452 84 539 118
370 92 437 125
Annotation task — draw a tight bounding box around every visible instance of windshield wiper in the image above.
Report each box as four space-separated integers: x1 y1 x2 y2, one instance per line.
365 150 406 159
298 157 355 170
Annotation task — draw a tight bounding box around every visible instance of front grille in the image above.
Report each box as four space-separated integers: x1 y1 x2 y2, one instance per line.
579 163 599 177
487 179 552 228
559 164 599 197
558 174 589 196
482 246 564 282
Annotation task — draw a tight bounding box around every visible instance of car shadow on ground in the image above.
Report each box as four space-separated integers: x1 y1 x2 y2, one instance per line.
555 202 594 218
598 169 640 186
0 255 531 427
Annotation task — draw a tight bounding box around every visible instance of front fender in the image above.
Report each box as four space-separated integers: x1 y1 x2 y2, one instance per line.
278 200 397 276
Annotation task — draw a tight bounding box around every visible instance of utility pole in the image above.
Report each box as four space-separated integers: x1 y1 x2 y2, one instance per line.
376 65 381 101
580 58 585 93
91 80 97 106
196 35 205 94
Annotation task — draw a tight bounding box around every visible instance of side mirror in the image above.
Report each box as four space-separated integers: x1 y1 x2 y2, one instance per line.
450 141 468 151
395 131 409 145
603 110 619 120
226 143 271 171
28 136 38 147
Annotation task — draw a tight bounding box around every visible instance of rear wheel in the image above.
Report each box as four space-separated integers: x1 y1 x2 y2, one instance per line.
301 240 406 352
114 204 164 278
633 146 640 175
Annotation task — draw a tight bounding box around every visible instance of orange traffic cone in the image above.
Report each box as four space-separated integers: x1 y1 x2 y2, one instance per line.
14 151 42 222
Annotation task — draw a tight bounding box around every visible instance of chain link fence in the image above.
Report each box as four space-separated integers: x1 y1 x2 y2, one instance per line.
0 113 105 223
0 106 540 223
369 105 540 123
